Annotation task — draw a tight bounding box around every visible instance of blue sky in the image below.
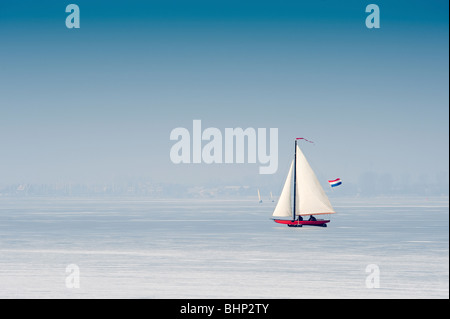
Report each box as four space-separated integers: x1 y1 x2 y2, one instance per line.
0 1 448 195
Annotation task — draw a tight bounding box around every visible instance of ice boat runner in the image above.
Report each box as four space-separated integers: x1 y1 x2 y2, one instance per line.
272 138 336 227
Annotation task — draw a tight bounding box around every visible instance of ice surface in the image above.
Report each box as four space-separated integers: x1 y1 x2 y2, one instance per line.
0 196 448 298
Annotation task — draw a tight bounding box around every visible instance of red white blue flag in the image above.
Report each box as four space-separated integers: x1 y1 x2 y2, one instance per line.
328 178 342 187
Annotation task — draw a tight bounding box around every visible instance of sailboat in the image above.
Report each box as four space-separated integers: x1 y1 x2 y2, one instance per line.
270 192 274 202
258 189 263 203
272 138 336 227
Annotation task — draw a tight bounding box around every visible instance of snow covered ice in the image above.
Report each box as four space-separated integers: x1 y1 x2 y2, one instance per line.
0 196 448 298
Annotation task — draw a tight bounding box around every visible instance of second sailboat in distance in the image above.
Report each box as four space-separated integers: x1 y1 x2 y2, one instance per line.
272 138 336 227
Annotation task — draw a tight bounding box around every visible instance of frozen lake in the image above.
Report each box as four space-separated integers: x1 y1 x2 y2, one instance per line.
0 196 448 298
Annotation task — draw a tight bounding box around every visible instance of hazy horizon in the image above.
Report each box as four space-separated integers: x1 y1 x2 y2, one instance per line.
1 1 448 196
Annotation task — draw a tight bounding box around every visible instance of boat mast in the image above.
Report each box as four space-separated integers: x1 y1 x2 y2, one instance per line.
293 139 297 221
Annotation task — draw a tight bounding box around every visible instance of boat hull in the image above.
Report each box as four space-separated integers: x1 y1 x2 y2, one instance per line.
273 219 330 227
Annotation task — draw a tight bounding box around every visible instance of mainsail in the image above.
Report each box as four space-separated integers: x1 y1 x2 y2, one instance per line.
272 145 335 219
295 145 335 216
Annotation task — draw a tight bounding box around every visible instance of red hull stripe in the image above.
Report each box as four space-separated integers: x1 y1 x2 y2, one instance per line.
273 219 330 225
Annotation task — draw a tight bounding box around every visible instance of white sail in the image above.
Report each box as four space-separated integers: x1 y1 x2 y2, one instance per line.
295 145 335 216
272 160 294 218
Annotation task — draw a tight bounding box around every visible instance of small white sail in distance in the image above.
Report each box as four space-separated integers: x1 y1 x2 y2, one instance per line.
272 146 335 219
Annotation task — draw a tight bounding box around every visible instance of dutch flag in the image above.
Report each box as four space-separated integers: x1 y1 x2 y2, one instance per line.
328 178 342 187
